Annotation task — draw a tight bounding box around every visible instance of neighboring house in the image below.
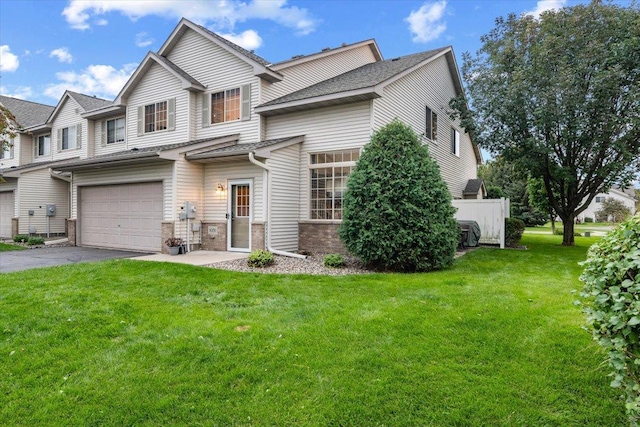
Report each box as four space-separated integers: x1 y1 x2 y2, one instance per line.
579 186 637 222
0 92 112 239
3 18 481 253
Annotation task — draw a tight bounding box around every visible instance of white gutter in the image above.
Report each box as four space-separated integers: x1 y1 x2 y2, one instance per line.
248 151 307 259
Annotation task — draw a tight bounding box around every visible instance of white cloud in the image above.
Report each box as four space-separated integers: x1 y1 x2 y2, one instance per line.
135 32 154 48
43 62 137 101
525 0 567 18
0 45 20 72
50 47 74 64
0 86 33 100
218 30 263 50
62 0 318 35
406 1 448 43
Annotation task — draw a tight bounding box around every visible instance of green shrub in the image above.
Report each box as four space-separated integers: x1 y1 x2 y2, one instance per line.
339 120 459 272
27 236 45 246
584 217 594 223
323 253 345 268
553 229 582 237
247 250 274 268
579 214 640 425
505 218 525 246
13 234 29 243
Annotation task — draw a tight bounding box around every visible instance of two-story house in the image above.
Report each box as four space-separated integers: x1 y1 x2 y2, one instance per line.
0 92 112 239
4 18 481 253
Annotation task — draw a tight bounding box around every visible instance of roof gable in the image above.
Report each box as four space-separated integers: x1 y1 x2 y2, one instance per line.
157 18 282 83
0 96 55 129
114 51 205 105
270 39 383 71
48 90 112 123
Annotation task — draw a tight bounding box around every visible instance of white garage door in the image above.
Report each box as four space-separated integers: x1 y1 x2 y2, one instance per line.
0 191 14 239
80 182 163 252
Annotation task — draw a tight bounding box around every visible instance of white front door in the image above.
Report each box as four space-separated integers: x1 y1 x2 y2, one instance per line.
227 180 252 252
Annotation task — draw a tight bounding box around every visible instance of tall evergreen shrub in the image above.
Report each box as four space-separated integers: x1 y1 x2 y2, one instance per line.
338 119 459 272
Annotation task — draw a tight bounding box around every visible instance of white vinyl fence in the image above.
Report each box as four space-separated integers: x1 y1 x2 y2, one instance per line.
452 198 510 248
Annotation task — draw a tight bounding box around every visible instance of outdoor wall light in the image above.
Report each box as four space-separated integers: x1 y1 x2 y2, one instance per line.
216 183 226 193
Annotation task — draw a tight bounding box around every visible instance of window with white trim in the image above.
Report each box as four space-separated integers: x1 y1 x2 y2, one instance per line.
426 106 438 142
595 196 604 203
309 149 360 220
211 88 240 124
61 126 77 150
37 134 51 156
106 117 125 144
451 127 460 157
144 101 167 133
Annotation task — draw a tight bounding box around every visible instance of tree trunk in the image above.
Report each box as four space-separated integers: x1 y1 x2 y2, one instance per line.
550 213 556 235
562 219 575 246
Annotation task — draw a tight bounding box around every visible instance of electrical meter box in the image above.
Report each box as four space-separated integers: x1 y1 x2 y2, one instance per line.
46 204 56 217
185 201 197 219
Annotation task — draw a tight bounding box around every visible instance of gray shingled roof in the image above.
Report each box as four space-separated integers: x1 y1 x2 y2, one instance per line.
155 54 203 87
67 91 113 111
259 47 448 107
0 96 55 129
196 24 271 66
463 179 485 195
53 135 238 169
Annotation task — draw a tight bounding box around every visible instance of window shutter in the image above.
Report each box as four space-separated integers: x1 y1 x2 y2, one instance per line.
137 106 143 136
168 98 176 131
57 129 62 152
202 94 210 127
34 136 38 158
101 121 107 147
76 123 82 149
241 84 251 121
425 107 432 140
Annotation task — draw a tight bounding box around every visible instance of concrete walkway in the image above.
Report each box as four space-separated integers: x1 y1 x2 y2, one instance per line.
133 250 249 266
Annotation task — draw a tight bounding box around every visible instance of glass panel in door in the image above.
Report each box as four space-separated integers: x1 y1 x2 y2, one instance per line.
231 183 250 250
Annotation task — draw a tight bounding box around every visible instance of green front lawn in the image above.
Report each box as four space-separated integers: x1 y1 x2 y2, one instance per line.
526 221 616 235
0 242 26 252
0 234 625 426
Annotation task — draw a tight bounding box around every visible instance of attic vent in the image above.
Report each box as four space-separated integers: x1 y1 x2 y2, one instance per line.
322 47 330 52
74 108 80 114
391 57 400 61
341 42 347 47
131 147 139 151
291 54 303 59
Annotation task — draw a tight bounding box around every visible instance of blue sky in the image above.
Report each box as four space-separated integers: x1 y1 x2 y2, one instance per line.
0 0 633 106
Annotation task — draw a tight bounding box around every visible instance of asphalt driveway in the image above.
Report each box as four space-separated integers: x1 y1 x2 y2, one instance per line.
0 246 149 273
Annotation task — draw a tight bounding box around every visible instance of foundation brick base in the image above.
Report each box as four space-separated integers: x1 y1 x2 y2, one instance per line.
66 219 77 246
201 222 227 251
161 221 175 254
298 221 347 254
11 218 18 239
251 222 265 250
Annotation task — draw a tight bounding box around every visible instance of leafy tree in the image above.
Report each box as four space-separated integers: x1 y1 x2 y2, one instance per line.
528 177 557 233
339 119 459 272
0 103 18 151
479 156 546 226
452 1 640 245
595 197 632 223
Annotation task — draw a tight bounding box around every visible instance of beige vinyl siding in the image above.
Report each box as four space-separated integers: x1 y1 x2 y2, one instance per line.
203 161 264 223
174 156 204 244
1 135 21 168
266 101 372 220
262 45 378 102
166 28 260 144
49 97 88 162
20 134 35 164
266 144 301 251
70 162 174 220
126 63 188 149
16 167 69 235
372 55 477 198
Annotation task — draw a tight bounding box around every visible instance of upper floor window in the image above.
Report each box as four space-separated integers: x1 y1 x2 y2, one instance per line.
145 101 167 133
107 117 125 144
202 84 251 127
58 124 81 151
595 196 604 203
451 127 460 157
426 106 438 142
136 99 175 136
0 140 13 160
309 149 360 220
37 134 51 156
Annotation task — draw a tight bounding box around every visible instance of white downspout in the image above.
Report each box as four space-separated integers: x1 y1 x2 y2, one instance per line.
248 151 307 259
